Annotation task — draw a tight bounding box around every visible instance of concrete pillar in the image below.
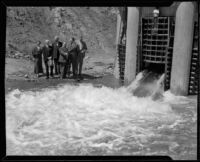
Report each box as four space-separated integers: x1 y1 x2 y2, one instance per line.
115 13 121 45
114 13 121 79
170 2 195 95
124 7 139 85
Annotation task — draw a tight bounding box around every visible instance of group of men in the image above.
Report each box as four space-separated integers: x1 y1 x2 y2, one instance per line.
32 36 87 80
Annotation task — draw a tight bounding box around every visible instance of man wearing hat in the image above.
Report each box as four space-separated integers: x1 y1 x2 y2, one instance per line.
67 37 79 79
77 36 87 79
42 40 54 79
32 41 43 78
58 42 68 79
52 36 61 75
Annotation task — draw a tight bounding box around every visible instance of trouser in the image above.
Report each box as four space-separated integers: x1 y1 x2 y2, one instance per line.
34 58 39 74
77 52 84 76
72 60 77 77
38 57 43 74
59 62 67 78
66 59 71 76
69 53 77 78
54 59 60 75
45 61 53 78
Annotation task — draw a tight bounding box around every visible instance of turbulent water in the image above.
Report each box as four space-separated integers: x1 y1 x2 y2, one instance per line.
6 72 197 159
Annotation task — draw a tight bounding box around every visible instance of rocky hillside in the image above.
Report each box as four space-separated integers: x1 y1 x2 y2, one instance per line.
6 7 118 59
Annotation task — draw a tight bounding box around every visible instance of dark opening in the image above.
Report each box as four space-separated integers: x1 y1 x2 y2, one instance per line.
143 62 165 74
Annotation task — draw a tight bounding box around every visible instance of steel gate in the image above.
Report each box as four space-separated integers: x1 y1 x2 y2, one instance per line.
117 15 198 95
188 22 199 95
138 17 175 91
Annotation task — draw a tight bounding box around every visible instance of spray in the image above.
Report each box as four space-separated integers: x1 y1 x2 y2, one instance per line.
126 70 147 92
151 73 165 101
5 75 196 158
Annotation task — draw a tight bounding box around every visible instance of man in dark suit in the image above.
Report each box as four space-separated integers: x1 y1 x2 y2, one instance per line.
32 41 43 78
58 42 68 79
42 40 53 79
77 36 87 79
67 37 79 79
52 36 61 75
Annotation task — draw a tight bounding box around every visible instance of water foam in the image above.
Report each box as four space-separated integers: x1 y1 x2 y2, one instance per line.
5 75 197 158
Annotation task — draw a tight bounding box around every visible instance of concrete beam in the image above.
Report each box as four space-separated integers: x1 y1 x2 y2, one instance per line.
170 2 195 95
124 7 139 85
141 7 156 17
159 2 180 16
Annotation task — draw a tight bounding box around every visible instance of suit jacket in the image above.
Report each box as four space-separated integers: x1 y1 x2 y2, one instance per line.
32 46 42 59
52 41 59 59
58 47 68 63
42 45 52 62
68 41 78 55
80 40 87 51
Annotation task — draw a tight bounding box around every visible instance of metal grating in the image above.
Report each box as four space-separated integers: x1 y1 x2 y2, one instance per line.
116 8 127 83
117 15 197 95
188 22 199 95
136 16 143 74
141 17 175 91
164 18 175 91
141 17 172 64
117 44 126 82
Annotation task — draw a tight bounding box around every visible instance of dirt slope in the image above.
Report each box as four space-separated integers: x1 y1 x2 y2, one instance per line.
6 7 117 58
5 7 118 82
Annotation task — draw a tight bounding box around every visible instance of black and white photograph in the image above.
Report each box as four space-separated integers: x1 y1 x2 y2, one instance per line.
4 1 199 160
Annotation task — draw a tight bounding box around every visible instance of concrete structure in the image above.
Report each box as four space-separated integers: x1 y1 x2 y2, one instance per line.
113 13 121 79
124 7 139 85
170 2 195 95
114 2 198 96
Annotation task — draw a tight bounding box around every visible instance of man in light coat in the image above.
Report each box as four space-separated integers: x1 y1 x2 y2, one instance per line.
58 42 68 79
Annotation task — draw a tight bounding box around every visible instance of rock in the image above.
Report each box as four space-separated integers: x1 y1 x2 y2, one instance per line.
107 64 113 69
85 56 90 60
65 23 72 30
106 66 113 72
14 52 24 58
25 55 30 58
24 74 28 78
15 52 20 56
80 26 86 32
17 74 23 77
94 74 102 78
30 79 35 82
85 67 93 70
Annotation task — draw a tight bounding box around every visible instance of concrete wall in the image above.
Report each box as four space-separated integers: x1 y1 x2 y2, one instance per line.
124 7 139 85
170 2 195 95
114 3 197 94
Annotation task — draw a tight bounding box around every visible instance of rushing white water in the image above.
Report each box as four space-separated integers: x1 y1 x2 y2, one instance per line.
6 73 197 159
